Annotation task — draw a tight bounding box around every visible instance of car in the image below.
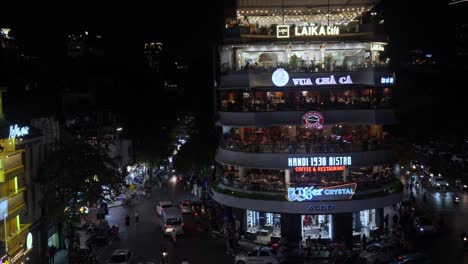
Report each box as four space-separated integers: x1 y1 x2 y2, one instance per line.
451 154 464 162
431 177 449 188
234 247 284 264
190 200 202 216
180 200 194 214
359 243 402 264
390 252 432 264
456 178 468 191
160 207 184 235
413 216 437 234
108 249 133 264
157 201 174 216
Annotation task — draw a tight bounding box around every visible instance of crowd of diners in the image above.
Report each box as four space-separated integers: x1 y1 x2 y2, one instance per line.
222 125 393 153
220 165 395 193
218 88 391 112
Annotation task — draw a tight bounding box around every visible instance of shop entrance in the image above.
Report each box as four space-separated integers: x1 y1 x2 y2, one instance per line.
353 209 379 240
246 210 281 244
301 214 333 241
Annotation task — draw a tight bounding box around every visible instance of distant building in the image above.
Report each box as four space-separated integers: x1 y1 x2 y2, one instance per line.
144 42 163 72
67 31 104 58
448 0 468 71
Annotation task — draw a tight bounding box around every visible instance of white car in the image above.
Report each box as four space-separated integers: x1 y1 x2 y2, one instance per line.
413 216 437 234
359 243 401 264
431 177 449 188
180 200 194 214
452 154 464 163
234 247 284 264
108 249 133 264
157 201 174 216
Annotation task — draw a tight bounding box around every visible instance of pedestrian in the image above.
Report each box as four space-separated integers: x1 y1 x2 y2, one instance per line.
49 244 57 264
361 233 367 250
392 214 398 227
135 210 140 223
315 235 321 252
298 236 303 255
306 236 312 256
384 214 389 231
46 245 51 264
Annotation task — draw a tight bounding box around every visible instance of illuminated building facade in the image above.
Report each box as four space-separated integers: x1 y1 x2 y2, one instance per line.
213 0 402 246
0 89 32 264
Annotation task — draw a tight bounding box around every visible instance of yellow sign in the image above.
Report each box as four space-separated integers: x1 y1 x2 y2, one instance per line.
129 185 135 191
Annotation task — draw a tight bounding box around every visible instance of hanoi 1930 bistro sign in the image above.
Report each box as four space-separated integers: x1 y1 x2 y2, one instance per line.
287 183 357 202
288 156 352 167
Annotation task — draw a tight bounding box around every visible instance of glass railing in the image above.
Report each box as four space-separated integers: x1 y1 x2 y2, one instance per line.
218 99 391 112
220 63 388 75
220 139 392 154
219 175 399 194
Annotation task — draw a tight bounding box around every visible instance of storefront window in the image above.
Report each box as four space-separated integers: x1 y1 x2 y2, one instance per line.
301 214 332 240
246 210 281 239
353 209 378 237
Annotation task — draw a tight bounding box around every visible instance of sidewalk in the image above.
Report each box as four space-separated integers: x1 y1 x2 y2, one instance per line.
238 238 331 260
55 249 68 264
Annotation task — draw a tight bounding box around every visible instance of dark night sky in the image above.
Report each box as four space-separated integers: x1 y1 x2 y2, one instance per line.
1 2 231 60
1 0 444 60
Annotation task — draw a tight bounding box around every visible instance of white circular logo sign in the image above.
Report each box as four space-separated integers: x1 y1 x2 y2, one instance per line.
26 232 33 249
272 68 289 87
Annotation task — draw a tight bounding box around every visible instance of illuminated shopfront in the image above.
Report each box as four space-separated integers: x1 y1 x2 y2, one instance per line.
246 210 281 242
301 214 333 240
353 209 379 237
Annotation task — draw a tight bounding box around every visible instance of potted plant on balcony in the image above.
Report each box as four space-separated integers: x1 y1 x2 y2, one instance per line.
268 24 278 35
289 54 298 70
324 54 333 71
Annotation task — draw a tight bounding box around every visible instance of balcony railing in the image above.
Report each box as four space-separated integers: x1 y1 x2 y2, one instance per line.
220 140 391 154
219 175 400 195
6 223 31 256
221 63 389 76
0 151 24 182
8 188 26 215
218 99 391 112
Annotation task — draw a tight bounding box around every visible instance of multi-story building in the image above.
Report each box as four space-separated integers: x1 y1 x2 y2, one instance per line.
144 42 163 72
212 0 402 247
21 117 60 264
0 89 32 264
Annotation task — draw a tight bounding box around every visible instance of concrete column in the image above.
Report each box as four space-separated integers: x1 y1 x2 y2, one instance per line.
281 213 301 243
238 167 246 179
343 167 349 182
284 169 291 187
333 213 353 249
376 208 384 235
288 126 297 141
222 126 232 134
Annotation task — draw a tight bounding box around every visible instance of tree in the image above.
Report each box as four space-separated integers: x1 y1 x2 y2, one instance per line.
39 138 124 262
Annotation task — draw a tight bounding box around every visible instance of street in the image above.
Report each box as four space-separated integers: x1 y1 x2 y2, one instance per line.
94 179 233 264
402 173 468 264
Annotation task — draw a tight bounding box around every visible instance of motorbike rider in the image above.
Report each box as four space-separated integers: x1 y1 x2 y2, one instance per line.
125 214 130 226
171 228 177 243
461 231 468 242
160 247 169 264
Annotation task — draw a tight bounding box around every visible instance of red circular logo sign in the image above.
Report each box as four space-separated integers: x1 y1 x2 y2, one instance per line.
301 111 324 129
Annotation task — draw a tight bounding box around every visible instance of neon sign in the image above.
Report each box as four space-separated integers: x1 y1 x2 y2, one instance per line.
371 43 385 51
287 183 357 202
272 68 290 87
381 77 394 84
276 25 290 38
295 25 340 36
292 75 353 86
301 111 324 129
288 156 352 167
9 124 29 139
294 166 346 172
